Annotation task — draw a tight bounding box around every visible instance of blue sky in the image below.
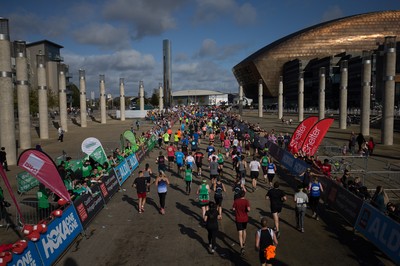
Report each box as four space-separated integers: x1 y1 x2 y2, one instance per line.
3 0 399 97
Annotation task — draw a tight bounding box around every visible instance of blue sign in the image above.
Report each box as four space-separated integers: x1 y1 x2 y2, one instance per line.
355 203 400 265
9 240 43 266
35 205 84 266
126 153 139 172
114 159 132 186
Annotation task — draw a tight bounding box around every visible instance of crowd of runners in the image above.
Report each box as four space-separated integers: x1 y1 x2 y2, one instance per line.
130 105 306 265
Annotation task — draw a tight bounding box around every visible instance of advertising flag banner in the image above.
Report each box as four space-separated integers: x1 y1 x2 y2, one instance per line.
301 118 334 156
35 205 83 265
123 130 138 152
0 164 25 223
288 116 318 154
81 137 107 164
17 149 71 202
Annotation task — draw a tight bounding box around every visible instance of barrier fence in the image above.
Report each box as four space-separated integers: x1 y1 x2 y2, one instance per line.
3 133 158 266
266 140 400 265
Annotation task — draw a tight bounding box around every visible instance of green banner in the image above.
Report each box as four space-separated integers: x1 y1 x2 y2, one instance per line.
123 130 139 152
17 171 40 193
90 146 108 165
148 135 157 151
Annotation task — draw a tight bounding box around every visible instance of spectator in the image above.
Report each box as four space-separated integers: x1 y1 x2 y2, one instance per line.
356 133 366 153
0 147 9 171
371 186 388 213
387 202 400 223
367 137 375 156
58 127 64 142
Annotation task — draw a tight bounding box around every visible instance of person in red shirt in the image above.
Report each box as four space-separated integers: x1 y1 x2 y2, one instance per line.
167 128 173 136
194 150 205 176
232 190 250 255
321 159 332 178
219 131 225 147
166 143 176 170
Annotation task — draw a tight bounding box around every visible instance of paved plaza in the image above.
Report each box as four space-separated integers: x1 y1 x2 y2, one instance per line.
1 110 399 265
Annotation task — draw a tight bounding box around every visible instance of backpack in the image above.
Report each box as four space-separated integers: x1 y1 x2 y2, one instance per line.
263 228 276 260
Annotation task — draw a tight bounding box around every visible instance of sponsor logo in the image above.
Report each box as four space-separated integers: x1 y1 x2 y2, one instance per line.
289 124 307 149
22 154 45 175
10 250 38 266
302 126 321 154
41 213 79 258
84 141 97 149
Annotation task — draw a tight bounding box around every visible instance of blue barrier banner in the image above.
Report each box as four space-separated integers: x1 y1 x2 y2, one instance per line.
35 205 83 266
126 153 139 172
8 240 43 266
114 160 131 186
73 184 104 229
355 203 400 265
267 141 308 176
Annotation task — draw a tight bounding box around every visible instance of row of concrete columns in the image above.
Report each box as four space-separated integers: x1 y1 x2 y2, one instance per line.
272 36 396 144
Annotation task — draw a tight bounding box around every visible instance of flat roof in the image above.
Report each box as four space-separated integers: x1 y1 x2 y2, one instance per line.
172 89 226 97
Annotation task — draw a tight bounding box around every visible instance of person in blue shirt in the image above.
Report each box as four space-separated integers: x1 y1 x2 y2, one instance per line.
206 143 216 157
175 148 185 174
190 138 198 152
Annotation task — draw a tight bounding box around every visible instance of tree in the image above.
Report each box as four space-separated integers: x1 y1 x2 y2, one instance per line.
68 83 80 107
149 91 159 106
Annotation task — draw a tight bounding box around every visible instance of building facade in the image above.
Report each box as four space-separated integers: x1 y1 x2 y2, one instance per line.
232 11 400 109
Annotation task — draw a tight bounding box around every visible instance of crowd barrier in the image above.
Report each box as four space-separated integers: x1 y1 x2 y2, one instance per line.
5 134 158 266
266 140 400 265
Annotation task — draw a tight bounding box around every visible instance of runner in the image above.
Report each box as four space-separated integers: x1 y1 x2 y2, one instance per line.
174 147 185 176
156 151 167 173
204 201 219 254
155 171 170 215
213 177 226 220
266 182 287 238
308 176 324 220
142 163 153 192
132 171 147 213
232 190 250 255
294 185 308 232
266 159 277 188
255 217 278 266
260 154 269 183
209 156 220 185
197 179 210 219
236 155 247 186
184 164 193 195
249 156 261 192
194 150 205 177
167 143 176 170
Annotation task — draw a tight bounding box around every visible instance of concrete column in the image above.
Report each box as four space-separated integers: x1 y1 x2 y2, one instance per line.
382 36 397 145
120 78 125 121
278 76 283 119
100 75 106 124
159 83 164 110
318 67 325 120
339 60 348 129
298 71 304 122
258 79 263 118
14 41 31 149
239 83 243 116
361 53 371 136
139 80 145 111
37 52 49 139
0 18 16 164
79 69 87 127
58 64 68 132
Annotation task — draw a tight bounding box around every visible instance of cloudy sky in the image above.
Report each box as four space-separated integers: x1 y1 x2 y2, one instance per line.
3 0 399 97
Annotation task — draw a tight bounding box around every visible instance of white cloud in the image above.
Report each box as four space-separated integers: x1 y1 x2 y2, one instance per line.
72 23 131 50
198 39 218 57
102 0 186 39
